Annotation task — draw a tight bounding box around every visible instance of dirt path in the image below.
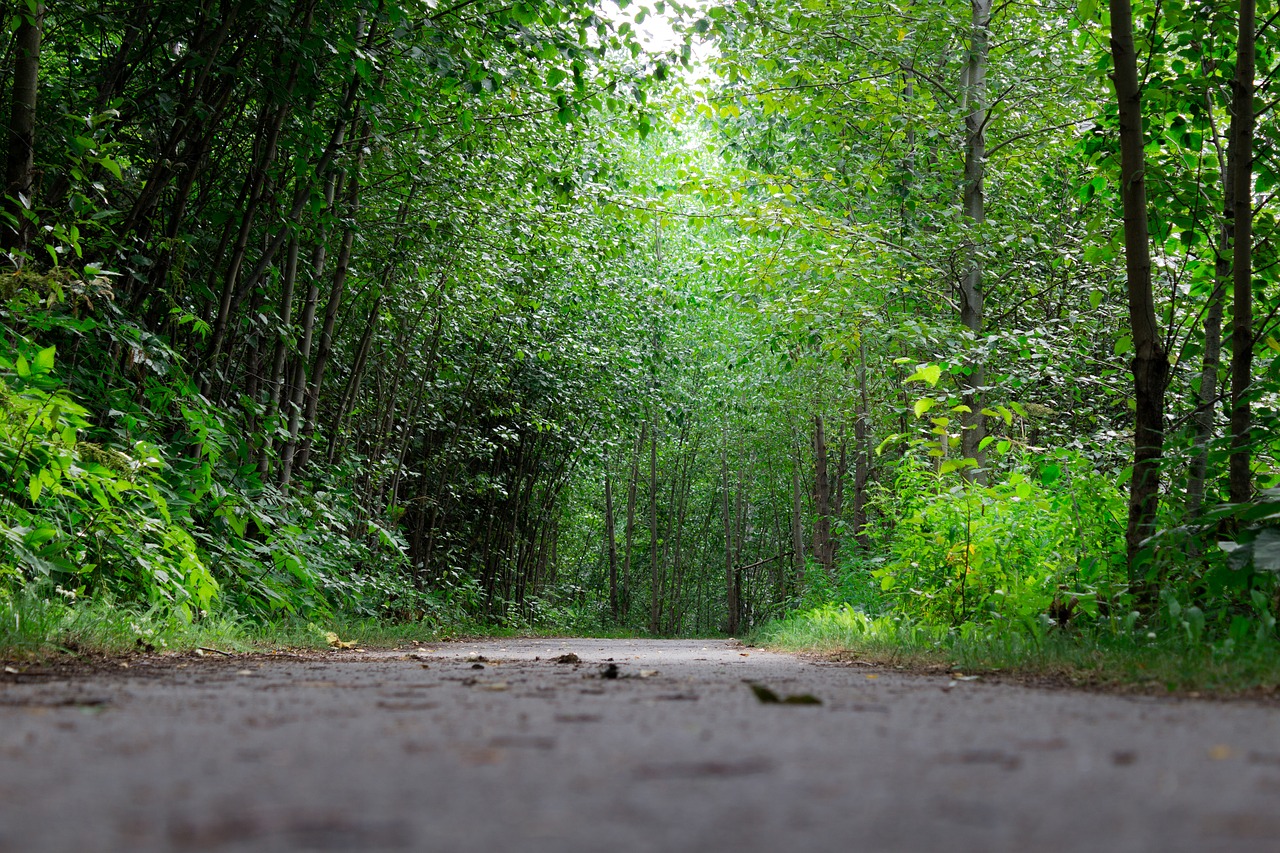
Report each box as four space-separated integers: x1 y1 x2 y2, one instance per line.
2 637 1278 851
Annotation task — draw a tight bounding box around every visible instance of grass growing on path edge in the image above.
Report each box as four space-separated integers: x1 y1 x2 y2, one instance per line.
0 587 660 661
752 603 1280 698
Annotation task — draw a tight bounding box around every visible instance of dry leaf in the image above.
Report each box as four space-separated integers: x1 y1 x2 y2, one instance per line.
324 631 356 649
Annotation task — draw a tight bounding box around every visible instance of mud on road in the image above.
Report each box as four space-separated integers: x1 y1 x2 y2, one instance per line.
2 638 1279 852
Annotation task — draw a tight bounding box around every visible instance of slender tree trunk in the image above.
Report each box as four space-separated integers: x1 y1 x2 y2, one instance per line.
1187 107 1233 516
722 434 738 636
853 338 872 547
326 294 382 464
605 471 619 622
1 2 44 262
1110 0 1170 575
622 424 646 621
260 235 302 476
791 443 806 594
649 414 660 635
959 0 991 481
812 413 834 576
1229 0 1256 504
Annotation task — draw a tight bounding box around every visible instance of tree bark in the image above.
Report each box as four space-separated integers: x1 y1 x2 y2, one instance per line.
812 413 834 577
791 442 805 596
1228 0 1256 504
1109 0 1170 575
648 414 661 635
1 2 44 262
853 339 872 547
1187 95 1233 517
959 0 991 481
605 471 619 623
722 434 738 636
621 424 645 622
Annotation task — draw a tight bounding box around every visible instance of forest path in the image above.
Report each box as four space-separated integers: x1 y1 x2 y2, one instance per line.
2 638 1279 852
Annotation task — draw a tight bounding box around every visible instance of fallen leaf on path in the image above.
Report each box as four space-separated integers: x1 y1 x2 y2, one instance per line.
324 632 356 650
554 653 580 664
639 669 659 678
1210 744 1235 761
478 682 509 691
745 682 823 705
748 683 781 703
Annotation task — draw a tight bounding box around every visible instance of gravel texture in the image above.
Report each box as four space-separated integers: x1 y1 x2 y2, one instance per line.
2 638 1279 851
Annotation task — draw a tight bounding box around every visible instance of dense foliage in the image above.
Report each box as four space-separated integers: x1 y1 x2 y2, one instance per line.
1 0 1279 656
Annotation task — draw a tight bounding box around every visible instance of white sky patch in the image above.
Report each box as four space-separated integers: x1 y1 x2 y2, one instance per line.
600 0 718 67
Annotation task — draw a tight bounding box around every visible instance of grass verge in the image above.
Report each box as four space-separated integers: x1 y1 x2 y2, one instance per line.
0 587 661 660
752 602 1280 698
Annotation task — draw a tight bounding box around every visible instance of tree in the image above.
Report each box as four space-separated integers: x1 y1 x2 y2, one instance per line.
1108 0 1170 574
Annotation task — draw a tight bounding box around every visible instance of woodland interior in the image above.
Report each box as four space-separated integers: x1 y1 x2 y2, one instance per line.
0 0 1279 656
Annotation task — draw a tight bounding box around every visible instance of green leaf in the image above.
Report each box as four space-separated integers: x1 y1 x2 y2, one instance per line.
906 364 942 387
913 398 935 418
15 354 30 378
98 155 123 181
33 345 55 374
1115 335 1132 356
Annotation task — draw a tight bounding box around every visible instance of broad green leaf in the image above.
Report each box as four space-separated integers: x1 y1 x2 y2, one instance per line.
905 364 941 386
33 345 55 374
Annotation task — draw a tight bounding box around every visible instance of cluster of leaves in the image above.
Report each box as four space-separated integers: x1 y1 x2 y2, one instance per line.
861 455 1126 629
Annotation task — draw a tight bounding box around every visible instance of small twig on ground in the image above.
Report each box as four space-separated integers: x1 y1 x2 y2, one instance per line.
197 647 235 657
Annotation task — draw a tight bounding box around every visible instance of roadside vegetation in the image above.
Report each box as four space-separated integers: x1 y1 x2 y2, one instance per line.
2 1 1280 693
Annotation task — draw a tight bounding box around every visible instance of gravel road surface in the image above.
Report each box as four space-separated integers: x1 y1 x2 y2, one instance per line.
2 638 1279 852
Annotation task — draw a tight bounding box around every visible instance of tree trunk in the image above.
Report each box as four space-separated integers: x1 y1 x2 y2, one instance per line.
812 413 834 576
621 425 645 622
854 339 872 548
1110 0 1170 575
1 2 44 262
1187 95 1233 517
648 414 661 635
959 0 991 481
791 442 806 595
605 471 619 623
1228 0 1256 505
722 434 738 636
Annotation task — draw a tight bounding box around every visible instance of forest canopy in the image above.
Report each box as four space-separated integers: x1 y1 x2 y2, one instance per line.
1 0 1278 656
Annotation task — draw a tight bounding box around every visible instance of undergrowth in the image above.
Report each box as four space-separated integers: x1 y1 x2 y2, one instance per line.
755 602 1280 694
